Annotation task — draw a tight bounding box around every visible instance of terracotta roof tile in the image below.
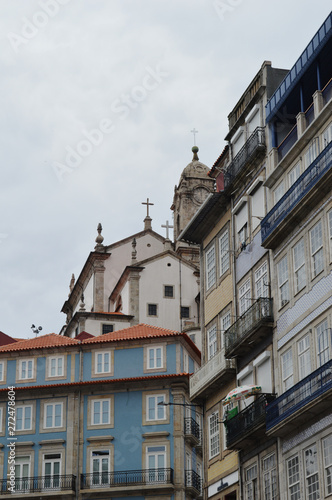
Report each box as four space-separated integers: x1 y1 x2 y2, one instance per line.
0 333 80 353
0 373 191 392
75 331 95 341
82 323 180 344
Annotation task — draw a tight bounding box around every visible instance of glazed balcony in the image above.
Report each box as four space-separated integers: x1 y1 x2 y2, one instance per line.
0 475 76 497
224 127 266 189
266 359 332 436
184 417 201 447
190 349 236 401
81 469 174 496
226 393 276 450
262 140 332 248
185 470 202 496
225 298 273 358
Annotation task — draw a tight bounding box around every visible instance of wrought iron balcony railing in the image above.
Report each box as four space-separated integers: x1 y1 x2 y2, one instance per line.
185 470 202 492
81 468 174 489
224 298 273 357
224 127 266 188
266 359 332 432
261 140 332 244
226 394 276 448
0 475 76 495
184 417 201 441
190 349 235 399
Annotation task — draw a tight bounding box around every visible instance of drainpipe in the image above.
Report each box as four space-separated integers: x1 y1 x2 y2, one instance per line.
179 258 183 332
76 344 82 500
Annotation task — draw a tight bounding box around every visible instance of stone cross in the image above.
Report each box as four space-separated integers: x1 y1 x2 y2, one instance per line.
142 198 154 217
161 220 174 239
191 128 198 146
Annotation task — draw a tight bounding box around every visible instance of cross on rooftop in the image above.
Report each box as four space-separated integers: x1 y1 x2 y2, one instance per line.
161 220 174 239
142 198 154 217
191 128 198 146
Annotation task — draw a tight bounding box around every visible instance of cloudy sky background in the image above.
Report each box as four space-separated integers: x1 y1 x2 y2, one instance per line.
0 1 331 339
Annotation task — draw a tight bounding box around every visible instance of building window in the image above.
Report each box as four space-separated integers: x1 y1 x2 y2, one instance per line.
220 311 231 349
43 453 61 488
164 285 174 298
304 445 320 500
44 403 63 428
245 464 258 500
310 221 324 277
148 303 158 316
316 319 329 367
19 360 34 380
239 279 251 315
304 138 319 169
328 210 332 262
323 434 332 495
0 362 3 382
277 256 289 307
208 412 219 459
255 262 268 298
92 451 110 486
288 162 301 187
146 445 166 482
92 399 111 426
263 454 277 500
274 181 285 204
287 455 300 500
219 229 229 275
147 346 163 369
207 325 217 360
282 349 293 391
16 405 32 431
298 334 311 380
48 356 64 378
15 456 31 491
181 306 190 319
238 223 248 248
206 246 216 290
146 395 166 421
293 239 306 293
95 352 111 374
102 324 113 335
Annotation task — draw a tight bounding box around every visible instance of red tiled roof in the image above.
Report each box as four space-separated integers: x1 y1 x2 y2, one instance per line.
93 311 126 316
0 333 80 352
82 323 180 344
75 331 95 341
0 331 18 346
0 373 191 392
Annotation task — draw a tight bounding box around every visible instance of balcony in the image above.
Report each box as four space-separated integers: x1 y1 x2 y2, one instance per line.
262 140 332 248
277 124 297 162
81 469 174 496
184 417 201 447
190 350 235 401
185 470 202 496
225 393 276 450
225 298 273 358
224 127 266 189
266 359 332 436
0 475 76 497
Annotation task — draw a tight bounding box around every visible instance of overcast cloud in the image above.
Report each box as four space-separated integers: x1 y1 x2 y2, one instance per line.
0 0 331 339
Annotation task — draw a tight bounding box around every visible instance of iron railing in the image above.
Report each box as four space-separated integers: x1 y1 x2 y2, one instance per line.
185 470 202 492
184 417 201 441
224 127 265 188
0 475 76 494
226 394 276 447
261 140 332 244
266 359 332 431
81 468 174 488
225 298 273 356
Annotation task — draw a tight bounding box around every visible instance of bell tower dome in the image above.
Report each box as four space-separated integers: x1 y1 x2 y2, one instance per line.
171 146 214 261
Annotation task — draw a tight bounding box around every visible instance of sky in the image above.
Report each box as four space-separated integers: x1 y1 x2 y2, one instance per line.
0 1 331 339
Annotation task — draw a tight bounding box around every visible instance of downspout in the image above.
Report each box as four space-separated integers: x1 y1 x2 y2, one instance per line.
179 258 183 332
76 344 83 500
